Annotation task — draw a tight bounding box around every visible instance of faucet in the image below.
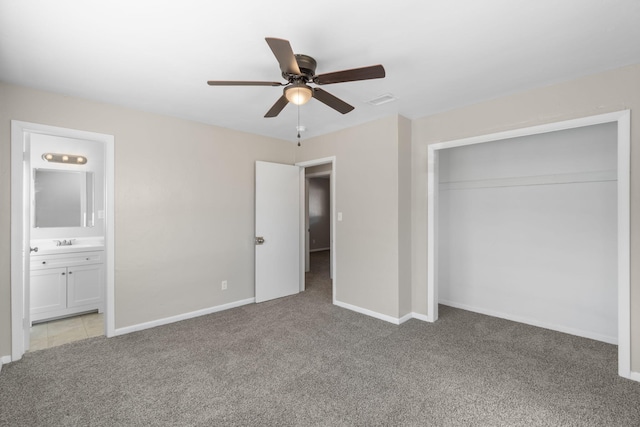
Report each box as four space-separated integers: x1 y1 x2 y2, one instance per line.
54 239 74 246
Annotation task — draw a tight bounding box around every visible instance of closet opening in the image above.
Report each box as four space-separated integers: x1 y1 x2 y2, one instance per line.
427 111 631 379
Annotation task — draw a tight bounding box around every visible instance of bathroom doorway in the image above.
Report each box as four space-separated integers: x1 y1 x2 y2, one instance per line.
10 121 115 361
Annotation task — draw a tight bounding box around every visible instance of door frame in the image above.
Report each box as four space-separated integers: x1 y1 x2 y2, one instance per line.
296 157 336 303
426 110 632 380
10 121 115 361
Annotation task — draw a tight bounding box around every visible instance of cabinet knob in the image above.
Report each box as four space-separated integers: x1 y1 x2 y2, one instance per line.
68 271 73 275
42 261 46 264
61 272 65 275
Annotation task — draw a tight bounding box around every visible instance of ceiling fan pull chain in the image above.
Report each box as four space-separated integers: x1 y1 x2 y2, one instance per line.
297 103 301 147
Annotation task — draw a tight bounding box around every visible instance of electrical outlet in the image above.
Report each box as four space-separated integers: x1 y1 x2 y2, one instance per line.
221 280 227 290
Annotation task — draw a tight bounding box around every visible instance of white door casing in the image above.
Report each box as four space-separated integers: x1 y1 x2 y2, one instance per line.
10 121 115 362
296 157 337 300
255 161 301 303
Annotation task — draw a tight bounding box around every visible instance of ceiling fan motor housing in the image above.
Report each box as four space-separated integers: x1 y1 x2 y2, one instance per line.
285 54 317 81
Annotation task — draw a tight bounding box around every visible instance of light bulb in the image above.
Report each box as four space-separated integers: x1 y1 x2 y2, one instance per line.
285 84 312 106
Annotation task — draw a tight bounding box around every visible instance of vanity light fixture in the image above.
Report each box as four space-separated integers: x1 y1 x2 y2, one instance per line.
42 153 88 164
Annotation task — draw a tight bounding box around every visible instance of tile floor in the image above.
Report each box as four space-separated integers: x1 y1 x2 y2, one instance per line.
29 312 104 351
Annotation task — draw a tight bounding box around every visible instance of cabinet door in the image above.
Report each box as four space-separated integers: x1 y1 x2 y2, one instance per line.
67 264 103 308
31 267 67 314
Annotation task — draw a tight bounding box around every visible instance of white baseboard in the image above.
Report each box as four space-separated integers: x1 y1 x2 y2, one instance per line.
114 298 255 336
440 299 618 345
333 300 432 325
333 301 431 326
398 313 414 324
1 354 11 371
334 300 403 325
410 312 431 322
628 371 640 383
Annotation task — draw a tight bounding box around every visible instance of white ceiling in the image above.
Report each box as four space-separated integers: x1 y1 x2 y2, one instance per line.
2 0 640 142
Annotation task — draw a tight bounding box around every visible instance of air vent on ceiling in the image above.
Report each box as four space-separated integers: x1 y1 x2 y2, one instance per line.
365 93 398 106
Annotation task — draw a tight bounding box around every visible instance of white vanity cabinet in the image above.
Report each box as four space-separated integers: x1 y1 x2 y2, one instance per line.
31 267 67 316
30 250 104 323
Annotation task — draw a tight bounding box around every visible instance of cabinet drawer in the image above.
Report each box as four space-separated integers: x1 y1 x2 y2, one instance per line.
30 251 104 270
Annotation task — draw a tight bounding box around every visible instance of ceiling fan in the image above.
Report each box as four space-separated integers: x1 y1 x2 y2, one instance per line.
207 37 386 118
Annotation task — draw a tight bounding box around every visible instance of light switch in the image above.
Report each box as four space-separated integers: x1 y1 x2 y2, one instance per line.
338 212 343 221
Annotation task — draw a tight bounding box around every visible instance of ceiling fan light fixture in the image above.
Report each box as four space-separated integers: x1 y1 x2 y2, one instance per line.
285 84 313 105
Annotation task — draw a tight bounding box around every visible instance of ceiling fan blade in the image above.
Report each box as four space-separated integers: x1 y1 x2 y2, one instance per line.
314 64 385 85
265 37 302 76
264 95 289 118
207 80 283 86
312 88 354 114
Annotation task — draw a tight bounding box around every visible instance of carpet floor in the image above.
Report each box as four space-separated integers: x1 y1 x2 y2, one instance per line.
1 251 639 426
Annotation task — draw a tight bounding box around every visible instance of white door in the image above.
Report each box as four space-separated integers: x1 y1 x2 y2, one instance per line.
255 161 300 303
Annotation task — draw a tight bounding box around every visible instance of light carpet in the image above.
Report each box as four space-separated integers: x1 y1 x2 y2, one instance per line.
1 251 639 426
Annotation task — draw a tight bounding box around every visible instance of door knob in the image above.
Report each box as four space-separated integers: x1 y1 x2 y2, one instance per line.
255 236 265 245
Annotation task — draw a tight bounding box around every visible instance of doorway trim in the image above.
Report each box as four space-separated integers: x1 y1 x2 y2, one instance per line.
10 121 115 361
427 110 632 380
296 156 336 304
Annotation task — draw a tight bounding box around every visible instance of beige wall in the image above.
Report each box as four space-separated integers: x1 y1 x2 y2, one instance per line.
296 116 402 317
3 63 639 370
411 63 640 370
398 116 412 317
0 83 294 356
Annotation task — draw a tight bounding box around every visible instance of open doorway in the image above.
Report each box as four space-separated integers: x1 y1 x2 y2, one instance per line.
296 157 336 304
305 166 332 301
10 121 115 362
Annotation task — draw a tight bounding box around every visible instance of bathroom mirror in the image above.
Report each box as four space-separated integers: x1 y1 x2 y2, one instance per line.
34 169 94 228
